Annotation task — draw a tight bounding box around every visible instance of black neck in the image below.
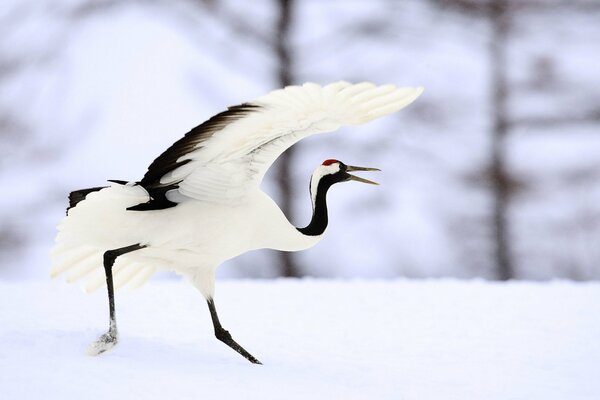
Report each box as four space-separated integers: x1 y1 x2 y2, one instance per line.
297 175 337 236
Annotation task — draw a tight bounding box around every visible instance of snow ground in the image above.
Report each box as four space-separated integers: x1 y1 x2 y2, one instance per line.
1 279 599 400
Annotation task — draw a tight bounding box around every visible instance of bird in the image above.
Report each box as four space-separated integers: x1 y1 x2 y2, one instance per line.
50 81 423 364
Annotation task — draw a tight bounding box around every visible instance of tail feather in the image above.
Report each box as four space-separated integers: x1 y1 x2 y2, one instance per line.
65 253 102 283
129 266 157 289
113 262 145 290
50 246 96 278
67 186 107 214
52 183 158 292
83 268 107 293
52 248 157 293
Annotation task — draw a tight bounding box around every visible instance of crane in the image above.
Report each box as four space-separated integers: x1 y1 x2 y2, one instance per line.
51 81 423 364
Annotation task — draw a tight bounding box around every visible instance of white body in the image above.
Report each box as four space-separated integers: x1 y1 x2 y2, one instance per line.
50 82 424 299
52 183 319 297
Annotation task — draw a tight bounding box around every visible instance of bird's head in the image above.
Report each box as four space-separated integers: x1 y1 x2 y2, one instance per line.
309 159 380 202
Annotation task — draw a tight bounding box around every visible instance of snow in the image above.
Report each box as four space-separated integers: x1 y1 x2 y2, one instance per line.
1 279 599 399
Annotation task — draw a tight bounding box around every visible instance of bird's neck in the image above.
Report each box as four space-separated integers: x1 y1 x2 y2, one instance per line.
297 176 335 236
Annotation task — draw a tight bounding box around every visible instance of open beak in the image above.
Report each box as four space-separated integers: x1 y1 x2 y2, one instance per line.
346 165 381 185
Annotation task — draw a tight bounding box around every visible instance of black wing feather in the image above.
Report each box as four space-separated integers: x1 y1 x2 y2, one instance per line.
129 103 261 211
67 186 107 215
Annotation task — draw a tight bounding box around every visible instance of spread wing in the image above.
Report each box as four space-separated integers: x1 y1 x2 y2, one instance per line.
134 81 423 208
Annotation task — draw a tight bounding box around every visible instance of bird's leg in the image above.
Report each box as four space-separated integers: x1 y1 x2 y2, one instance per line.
87 243 146 356
206 298 262 364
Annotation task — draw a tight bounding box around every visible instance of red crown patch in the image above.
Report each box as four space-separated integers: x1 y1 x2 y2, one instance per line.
322 159 339 166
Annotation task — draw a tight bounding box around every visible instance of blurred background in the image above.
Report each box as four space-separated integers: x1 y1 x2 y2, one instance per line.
1 0 599 282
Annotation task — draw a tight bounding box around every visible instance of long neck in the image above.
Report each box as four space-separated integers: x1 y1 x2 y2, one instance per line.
297 176 335 236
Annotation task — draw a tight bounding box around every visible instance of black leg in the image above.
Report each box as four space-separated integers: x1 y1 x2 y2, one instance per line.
207 299 262 364
87 243 146 356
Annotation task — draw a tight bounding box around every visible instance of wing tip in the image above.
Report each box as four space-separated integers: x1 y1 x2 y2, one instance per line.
349 84 424 123
415 86 425 97
404 86 425 105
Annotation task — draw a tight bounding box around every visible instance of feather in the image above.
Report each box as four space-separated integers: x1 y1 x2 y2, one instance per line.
132 82 422 206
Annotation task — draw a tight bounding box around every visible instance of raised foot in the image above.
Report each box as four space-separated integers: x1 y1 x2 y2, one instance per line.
247 354 262 365
87 331 118 356
238 348 262 365
216 328 262 365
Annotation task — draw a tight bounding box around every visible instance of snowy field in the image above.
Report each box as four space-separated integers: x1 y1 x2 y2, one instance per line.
1 279 599 399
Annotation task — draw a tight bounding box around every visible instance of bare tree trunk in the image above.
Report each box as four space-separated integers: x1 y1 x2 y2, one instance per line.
274 0 301 277
489 0 513 280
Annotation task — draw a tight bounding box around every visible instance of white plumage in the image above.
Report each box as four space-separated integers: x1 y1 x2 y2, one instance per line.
162 82 421 204
50 81 423 362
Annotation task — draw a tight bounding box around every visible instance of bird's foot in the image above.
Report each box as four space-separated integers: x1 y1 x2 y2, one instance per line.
246 353 262 365
87 331 118 356
216 328 262 365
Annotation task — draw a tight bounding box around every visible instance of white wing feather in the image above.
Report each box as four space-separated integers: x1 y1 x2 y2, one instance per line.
162 81 423 205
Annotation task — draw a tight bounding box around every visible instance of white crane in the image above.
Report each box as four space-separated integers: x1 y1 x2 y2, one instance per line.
51 81 423 364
